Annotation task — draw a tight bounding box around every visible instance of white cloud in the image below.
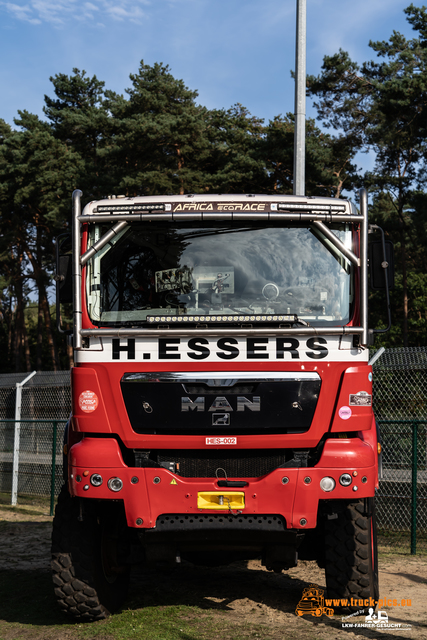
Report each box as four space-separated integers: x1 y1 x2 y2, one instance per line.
104 2 146 23
1 0 150 26
3 2 41 23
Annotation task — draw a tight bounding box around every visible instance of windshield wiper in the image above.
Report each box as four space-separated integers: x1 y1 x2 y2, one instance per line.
292 317 310 327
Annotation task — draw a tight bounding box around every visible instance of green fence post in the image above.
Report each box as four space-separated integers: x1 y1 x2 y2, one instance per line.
410 421 418 555
50 421 58 517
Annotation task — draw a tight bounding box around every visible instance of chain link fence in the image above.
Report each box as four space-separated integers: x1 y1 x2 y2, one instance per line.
0 350 426 553
372 347 427 554
0 371 70 512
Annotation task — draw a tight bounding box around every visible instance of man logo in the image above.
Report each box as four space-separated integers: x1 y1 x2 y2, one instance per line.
212 413 230 426
181 396 261 412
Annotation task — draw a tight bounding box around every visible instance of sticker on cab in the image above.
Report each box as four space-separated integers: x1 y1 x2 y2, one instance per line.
338 406 352 420
349 391 372 406
78 390 99 413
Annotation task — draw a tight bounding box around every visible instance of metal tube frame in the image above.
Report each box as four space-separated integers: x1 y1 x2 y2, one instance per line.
359 188 369 346
312 220 359 267
80 326 364 338
72 190 83 350
78 213 363 224
81 220 128 266
72 190 371 347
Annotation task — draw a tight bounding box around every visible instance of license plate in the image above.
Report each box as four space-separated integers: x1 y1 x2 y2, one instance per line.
205 437 237 445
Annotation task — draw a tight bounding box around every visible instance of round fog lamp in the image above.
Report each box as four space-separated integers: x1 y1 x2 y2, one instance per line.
107 477 123 492
339 473 352 487
320 476 336 492
90 473 103 487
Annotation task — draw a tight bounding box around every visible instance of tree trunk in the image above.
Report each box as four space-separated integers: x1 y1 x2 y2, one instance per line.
36 300 43 370
400 225 408 348
23 241 59 371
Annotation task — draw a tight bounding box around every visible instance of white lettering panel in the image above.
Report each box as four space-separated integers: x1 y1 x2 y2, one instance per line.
76 335 367 363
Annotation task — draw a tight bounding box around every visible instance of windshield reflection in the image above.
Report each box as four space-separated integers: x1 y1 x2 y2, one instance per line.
86 224 353 326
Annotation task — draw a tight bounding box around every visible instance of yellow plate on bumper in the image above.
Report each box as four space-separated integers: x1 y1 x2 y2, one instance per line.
197 491 245 510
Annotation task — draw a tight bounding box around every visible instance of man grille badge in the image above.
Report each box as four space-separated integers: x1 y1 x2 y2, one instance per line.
212 413 230 426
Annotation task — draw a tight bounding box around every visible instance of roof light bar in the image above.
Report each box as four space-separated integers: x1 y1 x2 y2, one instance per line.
147 314 298 324
277 202 346 212
95 203 167 213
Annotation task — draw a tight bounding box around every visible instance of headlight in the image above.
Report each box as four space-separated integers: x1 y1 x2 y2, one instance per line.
339 473 352 487
107 477 123 492
90 473 103 487
320 476 336 492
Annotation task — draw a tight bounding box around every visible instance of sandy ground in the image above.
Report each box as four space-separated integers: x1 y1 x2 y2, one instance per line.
1 506 426 638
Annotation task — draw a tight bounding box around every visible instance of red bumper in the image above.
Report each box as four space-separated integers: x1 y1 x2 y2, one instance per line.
69 437 377 530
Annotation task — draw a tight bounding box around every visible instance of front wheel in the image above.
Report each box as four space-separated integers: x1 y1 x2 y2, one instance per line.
324 499 378 613
51 485 130 620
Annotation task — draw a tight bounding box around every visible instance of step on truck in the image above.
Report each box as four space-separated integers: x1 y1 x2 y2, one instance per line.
52 188 392 620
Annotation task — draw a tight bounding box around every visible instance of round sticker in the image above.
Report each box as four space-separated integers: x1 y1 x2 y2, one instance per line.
79 390 99 413
338 406 352 420
368 372 373 382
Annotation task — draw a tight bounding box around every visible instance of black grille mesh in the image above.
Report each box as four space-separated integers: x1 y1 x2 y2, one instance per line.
157 449 285 478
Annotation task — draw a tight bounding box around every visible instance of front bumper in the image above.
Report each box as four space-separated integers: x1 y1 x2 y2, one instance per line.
69 437 377 529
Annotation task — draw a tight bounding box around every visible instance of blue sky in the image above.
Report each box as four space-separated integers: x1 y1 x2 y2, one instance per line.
0 0 417 130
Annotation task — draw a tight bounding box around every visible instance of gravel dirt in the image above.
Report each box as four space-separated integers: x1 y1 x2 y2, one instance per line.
1 505 426 639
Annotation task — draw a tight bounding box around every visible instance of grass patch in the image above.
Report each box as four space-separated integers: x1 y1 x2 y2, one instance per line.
0 493 52 517
88 608 276 640
0 570 279 640
378 528 427 556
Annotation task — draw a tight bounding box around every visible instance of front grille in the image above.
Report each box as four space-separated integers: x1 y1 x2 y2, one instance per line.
156 449 286 478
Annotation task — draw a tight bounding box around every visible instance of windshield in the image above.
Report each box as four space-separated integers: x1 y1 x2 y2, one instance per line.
85 223 354 326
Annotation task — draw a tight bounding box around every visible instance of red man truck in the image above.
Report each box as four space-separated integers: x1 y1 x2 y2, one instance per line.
52 188 391 620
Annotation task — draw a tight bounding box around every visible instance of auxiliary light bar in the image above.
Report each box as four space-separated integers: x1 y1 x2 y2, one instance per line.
277 202 346 212
94 203 166 213
147 314 299 324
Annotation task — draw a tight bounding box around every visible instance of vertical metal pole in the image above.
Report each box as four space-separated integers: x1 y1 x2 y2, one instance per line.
72 189 83 350
293 0 306 196
359 188 369 346
11 371 37 506
50 421 58 516
410 421 418 555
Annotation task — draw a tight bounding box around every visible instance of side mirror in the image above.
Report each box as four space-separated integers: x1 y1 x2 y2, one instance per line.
369 240 394 290
55 234 72 334
56 234 72 304
369 228 394 338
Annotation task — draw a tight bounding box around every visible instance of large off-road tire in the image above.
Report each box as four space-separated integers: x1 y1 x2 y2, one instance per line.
324 499 378 612
51 484 130 620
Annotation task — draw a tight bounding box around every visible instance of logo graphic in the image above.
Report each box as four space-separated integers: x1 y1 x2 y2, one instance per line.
295 585 334 618
212 413 230 426
341 605 412 630
181 395 260 412
349 390 372 406
78 390 99 413
338 405 352 420
365 608 388 624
